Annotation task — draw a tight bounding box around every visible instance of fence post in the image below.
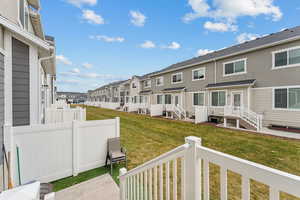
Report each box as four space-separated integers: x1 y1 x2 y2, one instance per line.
184 136 202 200
119 168 127 200
72 120 79 176
115 117 120 137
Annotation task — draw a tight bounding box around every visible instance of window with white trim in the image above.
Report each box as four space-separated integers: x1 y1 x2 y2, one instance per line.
19 0 29 30
193 93 205 106
144 80 151 88
211 91 226 107
274 47 300 68
156 77 164 86
224 59 246 76
172 73 183 83
132 83 137 88
274 87 300 109
192 68 205 81
157 95 163 104
165 94 172 104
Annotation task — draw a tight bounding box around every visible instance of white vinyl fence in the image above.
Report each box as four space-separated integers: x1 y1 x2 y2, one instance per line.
150 105 164 117
45 107 86 124
195 106 208 124
6 118 120 185
119 136 300 200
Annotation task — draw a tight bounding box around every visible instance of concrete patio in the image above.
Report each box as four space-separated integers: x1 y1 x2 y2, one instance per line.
55 174 119 200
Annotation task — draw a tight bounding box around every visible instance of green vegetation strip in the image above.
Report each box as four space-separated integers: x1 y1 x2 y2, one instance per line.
53 106 300 199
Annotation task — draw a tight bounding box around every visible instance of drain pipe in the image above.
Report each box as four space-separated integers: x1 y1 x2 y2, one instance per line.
38 47 55 123
214 59 217 84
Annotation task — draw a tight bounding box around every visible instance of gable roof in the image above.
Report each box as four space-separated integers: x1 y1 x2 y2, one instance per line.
151 26 300 76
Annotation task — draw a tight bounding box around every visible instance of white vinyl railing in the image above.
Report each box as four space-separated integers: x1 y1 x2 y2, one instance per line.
45 107 86 124
224 106 263 131
119 136 300 200
174 104 187 120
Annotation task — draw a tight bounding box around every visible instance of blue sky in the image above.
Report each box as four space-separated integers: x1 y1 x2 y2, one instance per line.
40 0 300 92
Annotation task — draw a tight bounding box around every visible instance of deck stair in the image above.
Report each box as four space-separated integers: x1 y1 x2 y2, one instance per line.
224 106 263 131
173 104 187 120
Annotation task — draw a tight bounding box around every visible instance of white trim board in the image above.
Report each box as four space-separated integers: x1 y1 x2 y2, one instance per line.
0 15 50 50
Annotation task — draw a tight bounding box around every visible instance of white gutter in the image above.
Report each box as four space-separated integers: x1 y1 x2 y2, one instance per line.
0 15 50 50
39 46 56 74
150 35 300 77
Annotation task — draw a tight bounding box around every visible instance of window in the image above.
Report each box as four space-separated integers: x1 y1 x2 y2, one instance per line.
19 0 29 30
172 73 183 84
157 95 163 104
224 59 246 76
156 77 164 86
165 94 172 104
192 68 205 81
211 91 226 107
132 83 137 88
274 47 300 68
274 87 300 110
133 96 138 103
144 80 151 88
193 93 205 106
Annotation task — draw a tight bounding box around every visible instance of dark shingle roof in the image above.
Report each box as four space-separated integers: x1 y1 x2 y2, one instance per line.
153 26 300 75
140 90 152 94
162 87 186 92
206 79 256 88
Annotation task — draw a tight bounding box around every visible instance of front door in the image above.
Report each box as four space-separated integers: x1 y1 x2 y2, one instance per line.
175 95 179 105
232 91 243 112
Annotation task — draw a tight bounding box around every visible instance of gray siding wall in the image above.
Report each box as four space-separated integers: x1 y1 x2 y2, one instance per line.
151 39 300 92
0 53 4 164
12 38 30 126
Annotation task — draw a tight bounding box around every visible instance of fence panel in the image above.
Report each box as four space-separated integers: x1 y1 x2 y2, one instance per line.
12 123 73 184
150 105 164 117
10 118 120 185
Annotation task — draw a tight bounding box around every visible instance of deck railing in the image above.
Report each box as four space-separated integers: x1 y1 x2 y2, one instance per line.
119 136 300 200
224 106 263 131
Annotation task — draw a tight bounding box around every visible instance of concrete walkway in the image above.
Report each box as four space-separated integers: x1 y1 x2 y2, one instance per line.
217 124 300 140
55 174 119 200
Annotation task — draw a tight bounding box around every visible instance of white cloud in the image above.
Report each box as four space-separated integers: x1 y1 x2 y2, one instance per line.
66 0 97 7
130 11 146 27
90 35 125 43
196 49 214 56
140 40 156 49
163 42 181 50
82 10 104 24
82 63 93 69
56 55 72 65
184 0 282 22
57 79 80 84
71 68 80 74
183 0 282 31
204 21 237 32
236 33 260 43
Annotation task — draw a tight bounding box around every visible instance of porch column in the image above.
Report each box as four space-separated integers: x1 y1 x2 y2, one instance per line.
224 117 227 128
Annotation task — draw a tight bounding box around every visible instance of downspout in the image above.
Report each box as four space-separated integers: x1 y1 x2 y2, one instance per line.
214 59 217 84
38 47 55 123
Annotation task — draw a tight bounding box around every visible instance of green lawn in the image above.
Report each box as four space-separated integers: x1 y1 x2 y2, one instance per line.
53 106 300 199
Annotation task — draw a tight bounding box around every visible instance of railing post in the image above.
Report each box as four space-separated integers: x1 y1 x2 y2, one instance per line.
184 136 202 200
119 168 127 200
115 117 120 137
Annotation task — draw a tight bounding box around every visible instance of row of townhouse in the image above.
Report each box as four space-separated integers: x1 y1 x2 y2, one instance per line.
88 25 300 132
0 0 56 189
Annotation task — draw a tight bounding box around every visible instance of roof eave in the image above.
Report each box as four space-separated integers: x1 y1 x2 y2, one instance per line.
0 15 50 50
151 36 300 77
29 10 45 40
